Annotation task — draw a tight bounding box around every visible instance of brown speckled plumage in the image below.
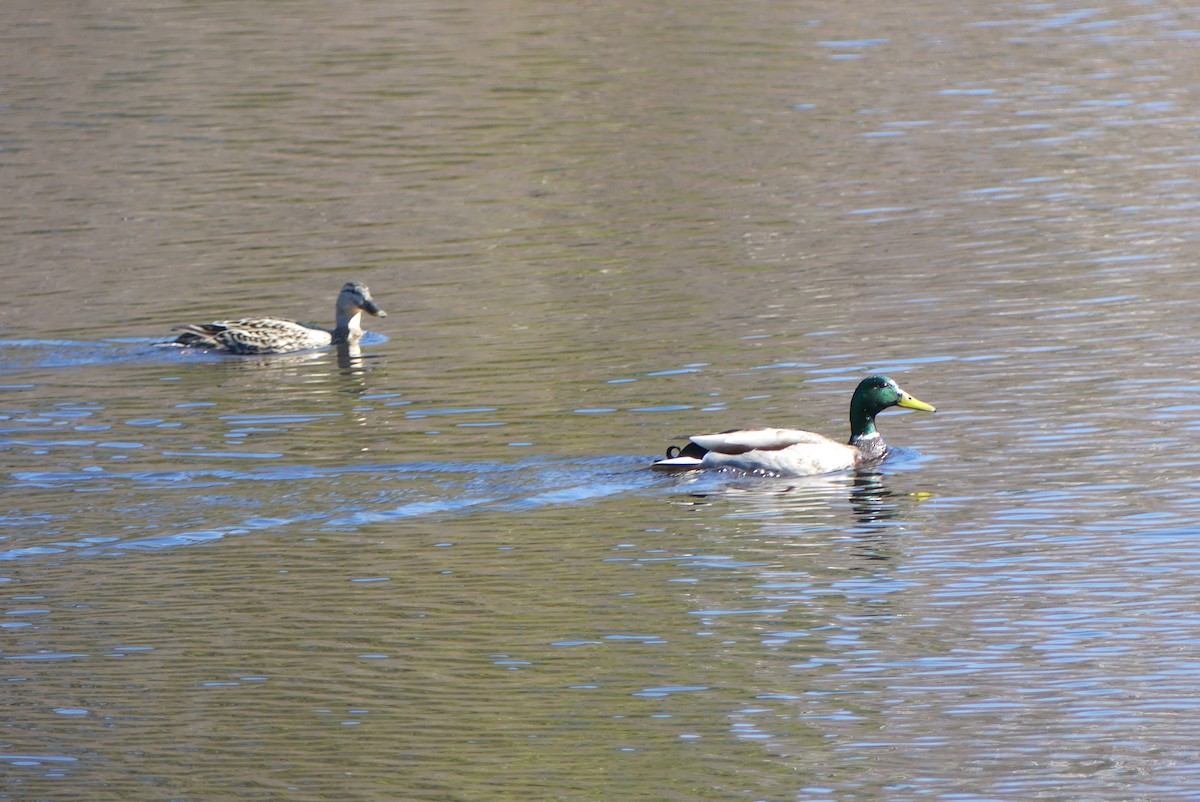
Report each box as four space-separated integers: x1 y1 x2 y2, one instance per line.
169 281 386 355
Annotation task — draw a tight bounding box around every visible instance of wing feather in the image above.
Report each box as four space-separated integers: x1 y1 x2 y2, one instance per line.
690 428 839 454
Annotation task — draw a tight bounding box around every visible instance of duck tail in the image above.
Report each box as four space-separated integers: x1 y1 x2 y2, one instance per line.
169 323 226 349
666 441 709 460
652 440 708 472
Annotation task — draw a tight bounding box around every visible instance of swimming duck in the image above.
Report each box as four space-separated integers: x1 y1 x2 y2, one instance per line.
168 281 386 355
651 375 935 476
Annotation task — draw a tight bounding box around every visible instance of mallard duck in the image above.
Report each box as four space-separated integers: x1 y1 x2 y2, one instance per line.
651 375 935 476
167 281 386 355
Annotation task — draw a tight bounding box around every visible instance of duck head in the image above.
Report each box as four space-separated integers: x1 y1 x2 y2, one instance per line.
338 281 387 318
849 375 935 441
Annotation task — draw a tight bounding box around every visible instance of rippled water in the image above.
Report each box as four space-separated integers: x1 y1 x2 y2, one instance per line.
5 0 1200 799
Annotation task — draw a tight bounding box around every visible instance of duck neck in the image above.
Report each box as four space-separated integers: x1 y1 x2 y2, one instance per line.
850 430 887 460
848 400 879 444
849 399 889 461
332 308 363 344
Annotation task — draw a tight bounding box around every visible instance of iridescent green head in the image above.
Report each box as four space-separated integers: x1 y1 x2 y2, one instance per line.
848 375 936 441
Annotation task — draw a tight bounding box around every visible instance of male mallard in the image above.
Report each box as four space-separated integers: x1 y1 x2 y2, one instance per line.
168 281 386 355
651 375 935 476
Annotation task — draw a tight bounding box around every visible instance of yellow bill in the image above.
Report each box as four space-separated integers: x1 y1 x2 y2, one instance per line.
897 390 936 413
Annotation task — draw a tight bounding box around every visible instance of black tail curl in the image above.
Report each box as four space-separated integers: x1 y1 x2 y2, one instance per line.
665 442 709 460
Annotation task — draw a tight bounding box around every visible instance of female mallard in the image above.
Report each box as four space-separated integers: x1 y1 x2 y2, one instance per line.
168 281 386 355
651 375 935 476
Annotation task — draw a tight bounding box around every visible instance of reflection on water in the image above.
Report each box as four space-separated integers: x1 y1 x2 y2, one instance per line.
5 0 1200 798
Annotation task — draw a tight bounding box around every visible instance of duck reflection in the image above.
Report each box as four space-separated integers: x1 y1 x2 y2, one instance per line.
678 469 924 526
166 340 384 397
847 469 902 525
336 341 387 382
667 467 935 566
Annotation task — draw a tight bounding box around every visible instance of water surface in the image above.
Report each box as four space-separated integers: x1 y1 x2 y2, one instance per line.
4 0 1200 800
